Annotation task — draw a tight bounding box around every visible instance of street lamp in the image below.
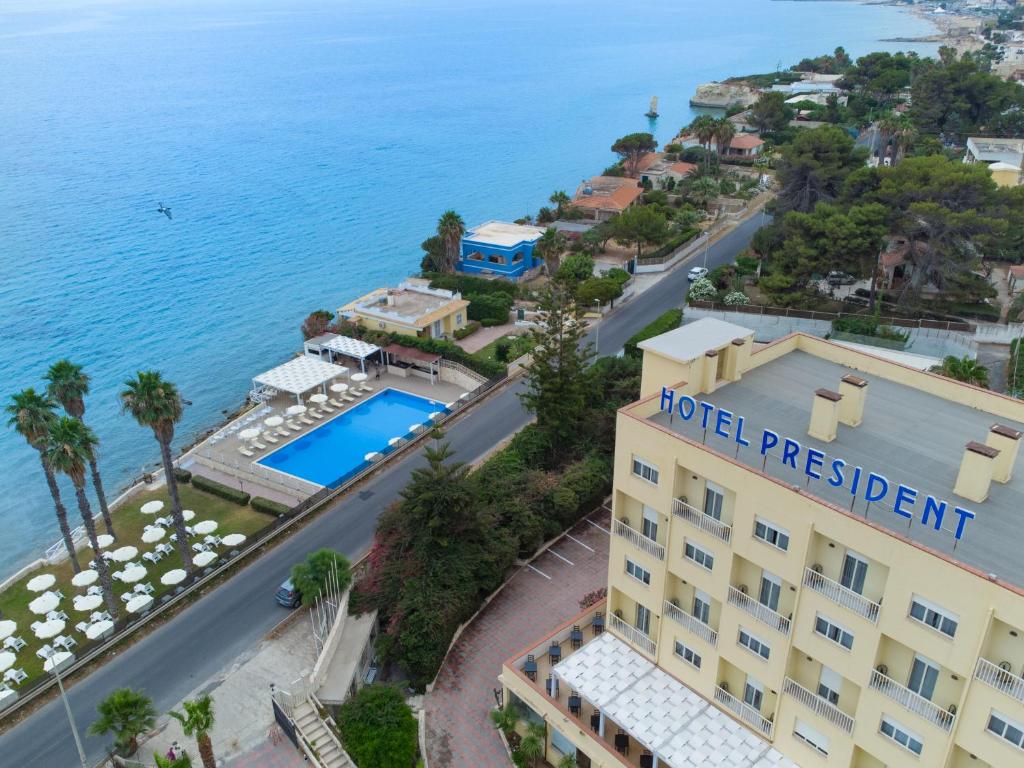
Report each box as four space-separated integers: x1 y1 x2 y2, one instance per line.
44 648 87 768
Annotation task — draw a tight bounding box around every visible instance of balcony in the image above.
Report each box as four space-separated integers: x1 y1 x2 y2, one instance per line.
613 518 665 561
727 585 791 635
664 600 718 646
782 677 854 734
609 613 657 657
803 567 881 624
714 684 774 739
975 658 1024 704
868 668 955 731
672 497 731 543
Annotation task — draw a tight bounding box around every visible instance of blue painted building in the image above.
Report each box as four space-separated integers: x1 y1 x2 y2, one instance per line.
457 221 546 279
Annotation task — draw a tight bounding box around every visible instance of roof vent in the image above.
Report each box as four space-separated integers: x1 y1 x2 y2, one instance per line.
954 441 1000 503
838 374 868 427
808 388 842 443
986 424 1022 484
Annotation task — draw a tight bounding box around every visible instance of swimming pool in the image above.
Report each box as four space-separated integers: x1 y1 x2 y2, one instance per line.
257 388 444 487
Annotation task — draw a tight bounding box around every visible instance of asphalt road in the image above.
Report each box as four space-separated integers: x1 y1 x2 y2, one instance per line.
0 213 763 767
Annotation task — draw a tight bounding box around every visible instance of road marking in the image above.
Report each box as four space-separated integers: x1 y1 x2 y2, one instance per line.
548 549 574 566
564 533 594 552
588 520 611 535
527 564 551 579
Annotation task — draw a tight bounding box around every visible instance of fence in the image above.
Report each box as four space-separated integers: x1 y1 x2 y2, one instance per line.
688 301 975 332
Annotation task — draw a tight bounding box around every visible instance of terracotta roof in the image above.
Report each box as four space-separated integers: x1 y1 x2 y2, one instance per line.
880 247 909 268
572 177 643 212
669 162 698 176
383 343 441 363
635 152 664 173
730 134 764 150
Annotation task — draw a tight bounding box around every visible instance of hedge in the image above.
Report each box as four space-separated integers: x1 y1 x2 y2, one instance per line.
385 332 504 379
173 468 192 484
191 475 251 505
466 292 513 325
251 496 291 517
624 308 683 358
640 227 699 262
453 320 481 340
425 272 516 298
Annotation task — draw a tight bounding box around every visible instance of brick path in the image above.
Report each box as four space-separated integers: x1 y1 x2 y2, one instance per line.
423 509 611 767
222 732 306 768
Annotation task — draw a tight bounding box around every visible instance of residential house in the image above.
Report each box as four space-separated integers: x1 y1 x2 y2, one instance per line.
675 133 765 158
571 176 643 222
457 221 546 279
637 152 699 189
338 278 469 340
963 137 1024 188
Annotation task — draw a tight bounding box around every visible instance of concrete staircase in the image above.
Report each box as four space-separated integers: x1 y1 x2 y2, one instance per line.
292 699 355 768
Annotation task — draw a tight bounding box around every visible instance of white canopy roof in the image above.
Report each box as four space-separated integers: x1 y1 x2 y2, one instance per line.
253 356 347 395
554 633 795 768
321 335 380 360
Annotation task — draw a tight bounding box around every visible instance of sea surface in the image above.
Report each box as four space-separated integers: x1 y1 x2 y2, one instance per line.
0 0 937 577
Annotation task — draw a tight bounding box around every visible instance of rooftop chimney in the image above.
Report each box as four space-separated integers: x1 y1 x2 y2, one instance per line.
954 441 1000 503
986 424 1022 484
838 374 868 427
701 349 719 394
808 388 842 443
722 337 751 382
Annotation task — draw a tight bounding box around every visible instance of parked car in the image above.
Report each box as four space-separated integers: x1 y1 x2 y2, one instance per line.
826 271 857 286
275 578 301 608
687 266 709 282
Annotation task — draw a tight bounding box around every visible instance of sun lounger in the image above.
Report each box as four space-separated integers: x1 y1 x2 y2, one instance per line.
276 426 291 437
286 419 303 431
3 636 25 651
320 402 336 412
263 432 279 444
299 415 315 425
308 409 324 419
328 398 344 409
237 445 255 457
54 635 77 651
361 384 374 393
75 621 90 634
341 393 356 403
251 439 267 450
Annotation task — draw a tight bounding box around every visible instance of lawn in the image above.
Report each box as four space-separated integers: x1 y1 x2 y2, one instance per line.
470 333 534 367
0 483 269 692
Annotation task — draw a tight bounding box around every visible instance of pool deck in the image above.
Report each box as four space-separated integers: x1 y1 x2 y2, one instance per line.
188 372 467 501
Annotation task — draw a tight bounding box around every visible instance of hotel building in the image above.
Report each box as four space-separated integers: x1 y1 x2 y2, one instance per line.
501 318 1024 768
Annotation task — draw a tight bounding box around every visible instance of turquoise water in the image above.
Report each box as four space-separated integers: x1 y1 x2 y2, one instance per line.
0 0 937 574
258 388 443 487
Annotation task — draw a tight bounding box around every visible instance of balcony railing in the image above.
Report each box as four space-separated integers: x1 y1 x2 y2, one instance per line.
803 567 881 623
783 677 855 734
672 497 732 543
714 685 774 739
663 600 718 646
613 518 665 561
869 668 955 731
727 585 791 635
609 613 657 657
975 658 1024 704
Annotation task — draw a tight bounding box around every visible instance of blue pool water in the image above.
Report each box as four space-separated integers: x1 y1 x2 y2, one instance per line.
257 389 444 487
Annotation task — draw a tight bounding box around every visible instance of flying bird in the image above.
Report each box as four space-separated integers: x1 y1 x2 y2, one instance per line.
156 203 172 220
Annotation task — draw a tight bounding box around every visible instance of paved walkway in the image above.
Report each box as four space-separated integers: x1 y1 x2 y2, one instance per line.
423 508 611 767
223 733 306 768
454 322 525 354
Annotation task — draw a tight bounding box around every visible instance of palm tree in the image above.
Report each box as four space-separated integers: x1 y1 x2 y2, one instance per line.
535 227 567 274
45 359 115 538
490 704 518 737
89 687 156 756
688 177 721 210
436 210 466 274
6 389 80 572
930 356 989 388
688 115 717 171
876 114 900 164
44 417 118 616
517 721 546 767
121 372 193 576
170 695 216 768
713 117 736 161
891 116 918 164
557 754 578 768
549 190 571 219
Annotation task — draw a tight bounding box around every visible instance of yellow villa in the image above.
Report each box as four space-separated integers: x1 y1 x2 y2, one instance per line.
501 318 1024 768
338 278 469 340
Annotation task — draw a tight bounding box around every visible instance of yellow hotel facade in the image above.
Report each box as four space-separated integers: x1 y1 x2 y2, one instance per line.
501 318 1024 768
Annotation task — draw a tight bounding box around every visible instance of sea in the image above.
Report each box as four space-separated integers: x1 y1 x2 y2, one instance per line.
0 0 938 577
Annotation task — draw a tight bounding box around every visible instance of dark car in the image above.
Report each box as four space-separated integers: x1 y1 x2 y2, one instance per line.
275 578 301 608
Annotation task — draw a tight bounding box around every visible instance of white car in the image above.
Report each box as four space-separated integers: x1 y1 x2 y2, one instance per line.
687 266 708 282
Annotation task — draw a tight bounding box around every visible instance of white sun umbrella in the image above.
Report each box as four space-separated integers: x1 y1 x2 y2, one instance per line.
111 545 138 563
120 565 147 584
193 551 217 568
43 651 73 673
0 620 16 641
409 423 424 433
428 411 442 421
308 393 328 405
194 520 218 535
96 533 114 549
264 416 284 428
388 437 403 447
140 500 164 515
141 527 165 544
29 592 60 615
330 382 348 393
351 372 367 382
71 570 98 588
221 533 246 547
286 404 306 416
26 574 56 593
239 427 261 442
34 619 65 640
74 594 102 613
0 652 17 673
161 569 187 586
182 509 196 522
126 594 154 614
364 452 382 463
445 401 456 410
86 620 114 641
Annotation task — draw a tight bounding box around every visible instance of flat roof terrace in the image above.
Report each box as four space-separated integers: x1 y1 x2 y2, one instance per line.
648 349 1024 589
349 286 465 326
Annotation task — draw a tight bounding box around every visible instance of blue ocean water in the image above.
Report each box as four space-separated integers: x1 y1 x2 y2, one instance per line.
0 0 937 575
258 388 444 486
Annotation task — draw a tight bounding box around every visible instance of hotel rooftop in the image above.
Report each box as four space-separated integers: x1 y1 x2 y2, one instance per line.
339 279 468 328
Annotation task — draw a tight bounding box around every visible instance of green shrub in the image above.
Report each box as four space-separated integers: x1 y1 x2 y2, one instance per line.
453 320 481 340
495 339 512 363
191 475 251 505
624 308 683 359
687 277 717 303
336 685 418 768
425 272 515 298
832 315 909 341
605 267 631 286
173 468 192 484
638 227 699 262
467 293 513 325
251 496 291 517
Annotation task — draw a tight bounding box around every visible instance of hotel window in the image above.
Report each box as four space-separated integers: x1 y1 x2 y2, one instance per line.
684 540 714 571
758 571 781 612
840 550 868 594
635 603 652 635
703 482 725 520
632 457 659 485
693 590 711 625
817 666 842 706
550 728 576 758
908 595 958 638
743 676 764 711
738 628 771 660
794 719 829 756
754 517 789 551
987 710 1024 750
674 639 702 669
625 557 651 586
814 613 854 650
641 505 659 542
907 655 939 701
879 716 923 756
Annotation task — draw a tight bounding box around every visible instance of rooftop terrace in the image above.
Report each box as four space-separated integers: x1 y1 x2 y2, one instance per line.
465 220 545 247
341 280 467 326
649 348 1024 589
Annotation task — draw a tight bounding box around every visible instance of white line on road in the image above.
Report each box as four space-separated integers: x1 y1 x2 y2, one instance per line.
564 533 594 552
526 564 551 579
548 549 574 566
588 520 610 535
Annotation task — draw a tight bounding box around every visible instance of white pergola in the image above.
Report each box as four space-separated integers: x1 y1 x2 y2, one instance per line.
303 334 382 373
253 357 348 404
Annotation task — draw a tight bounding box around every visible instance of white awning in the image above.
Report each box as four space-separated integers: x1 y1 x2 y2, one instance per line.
253 357 347 396
554 633 796 768
321 335 381 360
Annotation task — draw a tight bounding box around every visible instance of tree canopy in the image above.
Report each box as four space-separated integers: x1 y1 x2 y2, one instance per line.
612 205 670 260
291 549 352 606
775 125 867 213
749 92 793 134
336 685 418 768
611 132 657 177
